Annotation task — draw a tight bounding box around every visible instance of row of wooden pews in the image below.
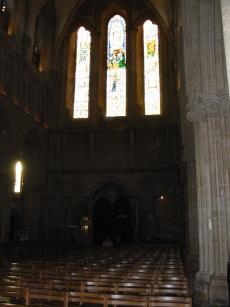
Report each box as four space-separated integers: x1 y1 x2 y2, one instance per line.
0 243 192 307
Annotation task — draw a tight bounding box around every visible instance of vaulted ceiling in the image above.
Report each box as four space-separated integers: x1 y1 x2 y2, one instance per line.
29 0 173 43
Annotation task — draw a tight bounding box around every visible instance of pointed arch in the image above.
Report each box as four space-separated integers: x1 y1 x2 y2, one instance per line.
106 14 126 117
14 161 23 193
143 20 161 115
73 26 91 118
32 1 56 71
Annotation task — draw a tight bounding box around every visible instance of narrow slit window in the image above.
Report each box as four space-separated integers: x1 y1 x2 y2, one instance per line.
143 20 161 115
73 26 91 118
14 161 23 193
106 15 126 117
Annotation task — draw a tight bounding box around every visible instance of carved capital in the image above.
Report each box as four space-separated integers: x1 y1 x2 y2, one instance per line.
217 90 230 110
187 91 230 123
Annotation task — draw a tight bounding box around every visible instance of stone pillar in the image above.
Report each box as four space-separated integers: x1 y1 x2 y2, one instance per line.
181 0 230 305
129 196 139 242
127 27 138 122
176 13 199 265
183 149 199 268
40 185 47 240
0 175 11 242
187 95 230 306
84 196 93 246
128 127 136 165
89 130 96 163
221 0 230 95
22 186 43 240
90 30 100 124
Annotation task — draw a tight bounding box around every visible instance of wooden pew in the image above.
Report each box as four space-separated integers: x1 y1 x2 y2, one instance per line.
115 282 151 295
0 304 29 307
25 288 67 306
107 294 148 307
83 281 116 294
67 290 107 307
0 286 25 301
0 243 192 307
152 284 189 297
149 296 192 307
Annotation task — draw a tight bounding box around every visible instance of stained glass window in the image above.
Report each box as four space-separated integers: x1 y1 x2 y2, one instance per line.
14 161 23 193
106 15 126 117
73 27 91 118
143 20 160 115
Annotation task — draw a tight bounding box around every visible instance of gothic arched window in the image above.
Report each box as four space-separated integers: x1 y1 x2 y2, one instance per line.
68 9 163 120
143 20 160 115
73 26 91 118
14 161 23 193
106 15 126 117
0 0 12 33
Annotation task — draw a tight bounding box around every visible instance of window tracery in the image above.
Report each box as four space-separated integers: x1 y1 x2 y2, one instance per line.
69 6 163 121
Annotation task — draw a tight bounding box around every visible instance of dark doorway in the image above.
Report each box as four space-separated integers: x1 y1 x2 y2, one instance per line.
92 184 133 246
9 209 20 242
93 198 112 245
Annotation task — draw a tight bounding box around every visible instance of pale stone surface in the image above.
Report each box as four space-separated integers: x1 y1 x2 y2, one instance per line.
221 0 230 96
181 0 230 305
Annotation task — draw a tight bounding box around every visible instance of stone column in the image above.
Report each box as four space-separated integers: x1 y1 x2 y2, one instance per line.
84 196 93 246
89 130 96 163
90 30 100 124
176 15 199 265
221 0 230 95
187 95 230 306
181 0 230 304
183 149 199 268
129 196 139 242
127 26 138 122
22 186 44 240
0 175 11 242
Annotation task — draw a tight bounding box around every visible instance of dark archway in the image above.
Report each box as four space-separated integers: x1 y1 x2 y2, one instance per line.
9 209 20 242
93 198 112 245
92 184 133 246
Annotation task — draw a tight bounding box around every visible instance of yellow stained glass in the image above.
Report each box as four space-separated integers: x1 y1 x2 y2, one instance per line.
143 20 161 115
106 15 126 117
73 27 91 119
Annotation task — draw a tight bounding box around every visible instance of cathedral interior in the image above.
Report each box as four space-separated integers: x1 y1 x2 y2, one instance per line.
0 0 230 306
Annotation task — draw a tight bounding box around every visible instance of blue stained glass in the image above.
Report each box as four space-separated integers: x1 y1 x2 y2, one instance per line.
106 15 126 117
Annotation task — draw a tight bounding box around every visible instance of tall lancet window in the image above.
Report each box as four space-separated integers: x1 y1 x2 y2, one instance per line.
73 26 91 118
106 15 126 117
14 161 23 193
143 20 160 115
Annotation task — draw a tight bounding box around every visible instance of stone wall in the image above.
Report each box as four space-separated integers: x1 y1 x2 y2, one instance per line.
0 27 48 242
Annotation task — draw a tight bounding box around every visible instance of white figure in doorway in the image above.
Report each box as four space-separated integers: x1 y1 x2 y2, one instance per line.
102 237 113 248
